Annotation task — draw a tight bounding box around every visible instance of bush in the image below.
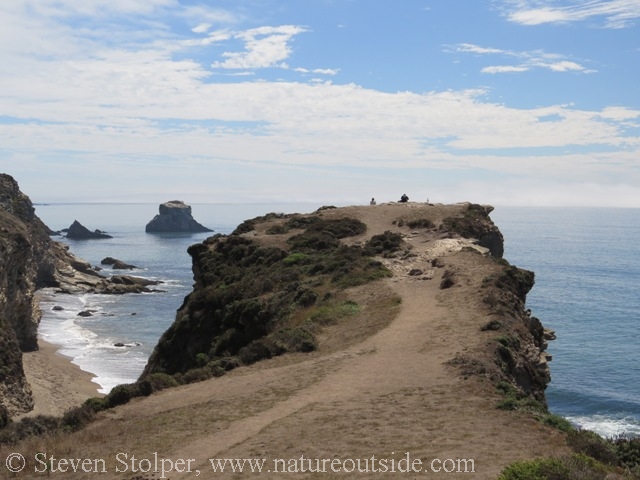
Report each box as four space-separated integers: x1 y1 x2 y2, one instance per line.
61 404 96 432
406 218 435 229
498 457 567 480
537 413 574 433
363 231 403 255
612 436 640 470
499 454 614 480
104 384 136 408
0 415 60 445
138 373 179 395
183 367 213 384
567 430 619 466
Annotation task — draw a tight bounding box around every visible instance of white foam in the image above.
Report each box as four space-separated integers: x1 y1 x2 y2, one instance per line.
37 290 149 394
567 414 640 438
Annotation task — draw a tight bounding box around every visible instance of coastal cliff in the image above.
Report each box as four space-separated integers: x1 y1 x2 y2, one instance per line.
0 174 159 418
142 201 551 404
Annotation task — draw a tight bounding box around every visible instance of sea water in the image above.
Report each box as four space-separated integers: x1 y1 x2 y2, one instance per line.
492 207 640 438
33 203 639 438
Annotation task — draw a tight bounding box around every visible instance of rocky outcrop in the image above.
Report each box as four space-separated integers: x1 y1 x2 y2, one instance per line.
441 203 504 258
66 220 112 240
101 257 137 270
145 201 212 233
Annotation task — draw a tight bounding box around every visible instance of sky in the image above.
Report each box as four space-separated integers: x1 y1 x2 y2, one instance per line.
1 0 639 207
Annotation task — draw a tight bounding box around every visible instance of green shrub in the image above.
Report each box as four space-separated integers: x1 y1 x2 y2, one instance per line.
105 384 136 408
537 413 574 433
498 454 613 480
612 436 640 470
0 415 60 445
84 396 109 412
61 404 96 432
406 218 435 229
567 430 619 466
183 367 213 384
141 373 180 394
363 231 403 255
283 253 310 265
498 457 567 480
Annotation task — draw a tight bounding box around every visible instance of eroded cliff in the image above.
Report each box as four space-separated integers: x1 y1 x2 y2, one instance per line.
142 201 551 405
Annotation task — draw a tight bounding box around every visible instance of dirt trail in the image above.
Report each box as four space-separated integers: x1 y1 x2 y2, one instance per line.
167 277 448 473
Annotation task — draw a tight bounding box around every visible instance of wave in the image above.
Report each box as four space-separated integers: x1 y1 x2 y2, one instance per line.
568 414 640 439
37 289 151 394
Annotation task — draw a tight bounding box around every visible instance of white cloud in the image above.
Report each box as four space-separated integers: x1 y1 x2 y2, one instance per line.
504 0 640 28
451 42 593 74
482 65 530 73
211 25 308 70
452 43 508 55
192 23 211 34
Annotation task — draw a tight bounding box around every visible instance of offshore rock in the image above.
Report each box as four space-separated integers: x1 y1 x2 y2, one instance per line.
66 220 113 240
145 201 212 233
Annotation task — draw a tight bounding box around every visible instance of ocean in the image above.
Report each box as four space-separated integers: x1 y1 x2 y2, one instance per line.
33 203 639 438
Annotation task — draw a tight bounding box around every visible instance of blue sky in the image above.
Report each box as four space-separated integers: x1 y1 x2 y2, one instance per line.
1 0 639 206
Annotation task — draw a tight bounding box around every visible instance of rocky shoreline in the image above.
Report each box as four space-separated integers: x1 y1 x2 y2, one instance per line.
0 174 162 418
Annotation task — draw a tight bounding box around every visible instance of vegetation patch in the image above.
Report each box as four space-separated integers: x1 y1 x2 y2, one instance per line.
139 215 393 391
499 434 640 479
440 203 490 238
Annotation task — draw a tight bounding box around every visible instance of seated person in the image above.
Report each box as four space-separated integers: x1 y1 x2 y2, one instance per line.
399 194 409 203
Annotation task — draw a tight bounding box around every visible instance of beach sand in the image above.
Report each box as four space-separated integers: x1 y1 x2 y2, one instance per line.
19 340 102 418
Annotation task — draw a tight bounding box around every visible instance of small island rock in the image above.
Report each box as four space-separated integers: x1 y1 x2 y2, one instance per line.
66 220 113 240
145 200 212 233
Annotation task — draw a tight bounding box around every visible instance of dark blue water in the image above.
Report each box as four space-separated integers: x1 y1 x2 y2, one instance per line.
34 203 640 437
492 207 640 438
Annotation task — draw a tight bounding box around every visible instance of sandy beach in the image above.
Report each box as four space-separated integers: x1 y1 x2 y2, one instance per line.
19 339 102 418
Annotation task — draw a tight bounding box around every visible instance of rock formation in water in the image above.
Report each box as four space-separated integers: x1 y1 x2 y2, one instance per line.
145 200 212 233
65 220 113 239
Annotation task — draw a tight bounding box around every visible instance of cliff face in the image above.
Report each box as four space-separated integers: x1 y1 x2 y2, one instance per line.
0 175 54 352
0 174 52 415
142 202 552 405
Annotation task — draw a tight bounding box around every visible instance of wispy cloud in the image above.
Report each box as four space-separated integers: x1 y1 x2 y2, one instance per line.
211 25 308 70
503 0 640 28
450 42 595 74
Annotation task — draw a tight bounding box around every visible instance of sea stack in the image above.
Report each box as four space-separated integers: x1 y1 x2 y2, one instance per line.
145 200 212 233
66 220 113 240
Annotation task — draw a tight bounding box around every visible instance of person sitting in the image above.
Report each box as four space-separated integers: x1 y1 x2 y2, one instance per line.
370 197 376 205
399 194 409 203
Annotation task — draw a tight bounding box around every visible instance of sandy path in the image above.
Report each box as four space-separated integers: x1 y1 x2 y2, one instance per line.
143 277 445 479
